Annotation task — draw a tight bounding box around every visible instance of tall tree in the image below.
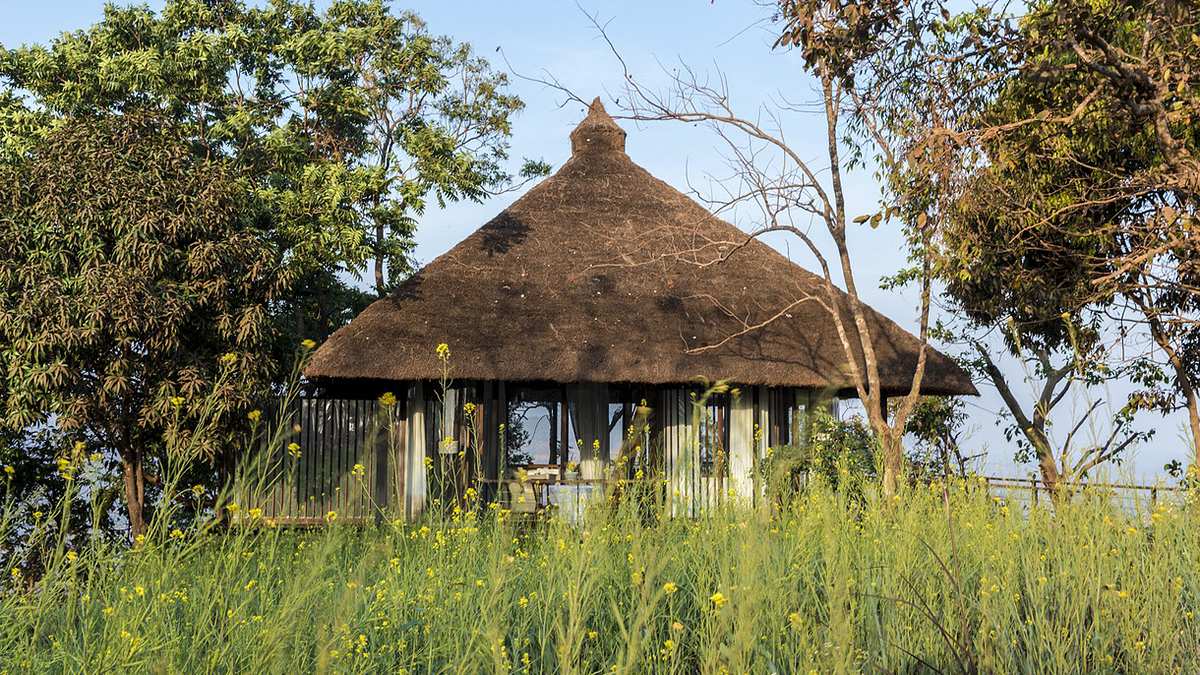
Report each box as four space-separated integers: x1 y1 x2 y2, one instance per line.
276 1 548 296
0 114 275 536
941 0 1200 471
0 0 537 534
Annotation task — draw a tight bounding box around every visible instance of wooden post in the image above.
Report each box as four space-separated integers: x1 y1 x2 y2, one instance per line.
560 386 570 479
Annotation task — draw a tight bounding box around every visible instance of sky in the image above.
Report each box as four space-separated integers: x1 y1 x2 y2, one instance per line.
2 1 1192 482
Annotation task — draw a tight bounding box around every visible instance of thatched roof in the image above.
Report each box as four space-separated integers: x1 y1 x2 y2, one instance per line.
307 98 976 396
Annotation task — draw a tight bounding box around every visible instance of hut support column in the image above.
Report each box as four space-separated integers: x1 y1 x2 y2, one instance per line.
662 388 696 517
405 382 427 520
728 391 755 504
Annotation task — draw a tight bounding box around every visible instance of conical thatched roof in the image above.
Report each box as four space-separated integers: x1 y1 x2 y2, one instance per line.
307 98 976 396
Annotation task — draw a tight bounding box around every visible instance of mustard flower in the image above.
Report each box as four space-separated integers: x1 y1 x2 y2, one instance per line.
300 339 317 350
710 591 727 608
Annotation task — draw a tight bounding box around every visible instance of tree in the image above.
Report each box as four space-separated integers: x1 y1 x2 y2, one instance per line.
941 0 1200 472
0 113 279 537
0 0 537 535
272 1 548 296
935 164 1150 489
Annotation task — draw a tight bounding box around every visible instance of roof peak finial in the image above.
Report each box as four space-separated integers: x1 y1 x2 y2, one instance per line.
570 95 626 155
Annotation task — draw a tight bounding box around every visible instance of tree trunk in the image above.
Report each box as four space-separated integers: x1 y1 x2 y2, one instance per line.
880 428 903 497
1181 380 1200 470
877 398 904 497
373 219 386 297
1032 436 1062 495
123 451 146 540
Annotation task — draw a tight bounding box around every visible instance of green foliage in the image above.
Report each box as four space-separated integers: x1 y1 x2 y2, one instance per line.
949 0 1200 424
0 0 538 534
0 113 278 531
761 410 878 504
903 395 979 478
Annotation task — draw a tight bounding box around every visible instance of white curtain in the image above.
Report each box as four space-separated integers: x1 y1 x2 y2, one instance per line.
567 383 608 479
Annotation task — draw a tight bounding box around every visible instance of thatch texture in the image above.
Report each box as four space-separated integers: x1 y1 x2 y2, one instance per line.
307 99 976 396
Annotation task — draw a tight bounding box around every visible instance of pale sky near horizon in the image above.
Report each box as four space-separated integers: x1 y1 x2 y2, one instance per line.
2 1 1192 482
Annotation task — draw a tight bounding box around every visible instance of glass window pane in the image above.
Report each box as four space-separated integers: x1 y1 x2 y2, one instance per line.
505 386 563 468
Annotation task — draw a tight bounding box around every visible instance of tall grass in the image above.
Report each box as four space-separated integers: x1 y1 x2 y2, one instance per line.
1 470 1197 673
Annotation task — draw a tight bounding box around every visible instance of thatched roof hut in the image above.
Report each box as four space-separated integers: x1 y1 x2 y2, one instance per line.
268 98 976 523
306 98 974 397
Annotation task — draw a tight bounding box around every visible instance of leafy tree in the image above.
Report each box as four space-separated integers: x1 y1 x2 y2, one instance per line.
0 425 120 575
942 0 1199 474
303 1 549 295
0 113 278 536
0 0 537 536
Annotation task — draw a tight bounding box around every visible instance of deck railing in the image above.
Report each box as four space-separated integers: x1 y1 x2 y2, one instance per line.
982 474 1187 511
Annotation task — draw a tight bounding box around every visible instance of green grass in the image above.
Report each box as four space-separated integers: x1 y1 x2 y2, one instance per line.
1 311 1188 673
1 478 1198 673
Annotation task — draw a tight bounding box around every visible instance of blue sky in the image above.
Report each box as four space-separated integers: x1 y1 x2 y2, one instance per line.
3 1 1191 481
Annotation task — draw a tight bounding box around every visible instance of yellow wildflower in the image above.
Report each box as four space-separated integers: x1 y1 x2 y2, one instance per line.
662 581 678 595
379 392 397 407
4 465 14 477
191 484 205 497
352 463 365 478
325 510 337 522
287 442 301 459
436 343 450 361
247 409 261 423
170 529 184 540
220 352 237 365
248 507 262 520
169 396 184 407
710 591 727 609
66 551 77 562
300 339 316 350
